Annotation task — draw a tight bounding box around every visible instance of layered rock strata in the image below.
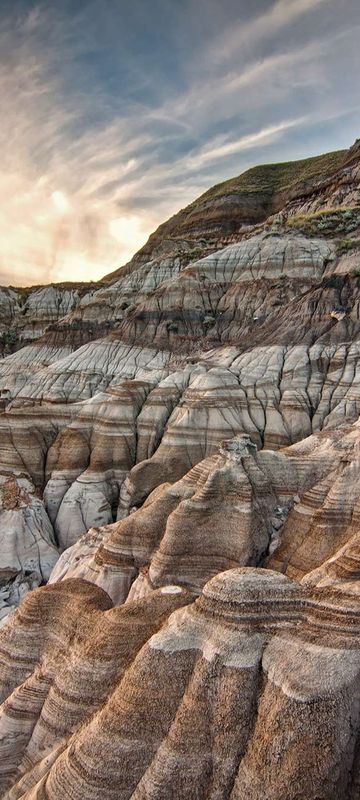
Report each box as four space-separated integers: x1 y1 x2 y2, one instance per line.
1 569 360 799
0 141 359 796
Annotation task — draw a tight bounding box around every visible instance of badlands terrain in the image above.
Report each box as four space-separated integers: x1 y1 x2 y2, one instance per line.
0 140 360 797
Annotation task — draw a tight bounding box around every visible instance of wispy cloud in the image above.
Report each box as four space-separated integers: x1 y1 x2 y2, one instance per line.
0 0 358 285
212 0 333 63
184 118 309 171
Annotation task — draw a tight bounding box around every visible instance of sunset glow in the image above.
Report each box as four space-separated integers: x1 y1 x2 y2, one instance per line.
1 0 359 286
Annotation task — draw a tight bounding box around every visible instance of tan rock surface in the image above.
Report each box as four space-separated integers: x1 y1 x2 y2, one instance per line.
1 569 360 799
0 141 360 797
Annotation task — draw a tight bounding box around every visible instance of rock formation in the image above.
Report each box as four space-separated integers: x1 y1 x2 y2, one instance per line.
0 139 360 797
1 568 360 799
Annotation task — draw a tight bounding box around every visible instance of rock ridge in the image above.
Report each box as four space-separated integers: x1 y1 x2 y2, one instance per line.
0 139 360 797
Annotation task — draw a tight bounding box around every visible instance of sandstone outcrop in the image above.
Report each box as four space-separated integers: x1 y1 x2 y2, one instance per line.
1 569 360 799
0 140 360 797
0 474 58 623
0 284 99 356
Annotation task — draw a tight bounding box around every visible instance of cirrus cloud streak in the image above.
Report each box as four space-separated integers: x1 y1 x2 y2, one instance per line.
0 0 359 285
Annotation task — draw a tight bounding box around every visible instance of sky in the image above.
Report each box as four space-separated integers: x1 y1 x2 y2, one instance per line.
1 0 360 286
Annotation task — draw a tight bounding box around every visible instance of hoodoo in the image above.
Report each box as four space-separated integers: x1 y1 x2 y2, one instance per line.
1 140 360 798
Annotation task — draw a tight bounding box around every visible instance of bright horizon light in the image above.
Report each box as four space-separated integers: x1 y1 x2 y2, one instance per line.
0 0 359 286
51 190 71 214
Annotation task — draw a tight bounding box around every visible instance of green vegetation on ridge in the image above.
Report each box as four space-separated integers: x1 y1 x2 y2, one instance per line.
287 206 360 237
195 150 346 204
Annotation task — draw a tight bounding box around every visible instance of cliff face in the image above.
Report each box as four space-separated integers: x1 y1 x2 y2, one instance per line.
0 284 101 356
0 140 360 799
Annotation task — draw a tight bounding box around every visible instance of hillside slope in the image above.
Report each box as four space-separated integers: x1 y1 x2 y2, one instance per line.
0 139 360 799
